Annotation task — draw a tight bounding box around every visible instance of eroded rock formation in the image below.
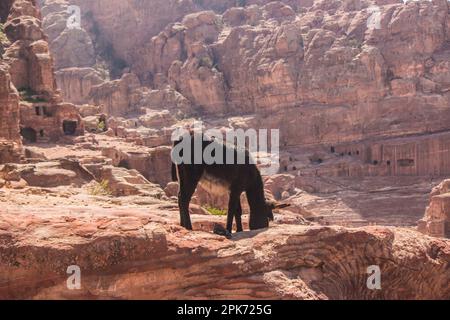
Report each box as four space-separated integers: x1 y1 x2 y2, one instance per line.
0 61 22 163
419 179 450 238
1 0 84 143
0 0 449 300
0 206 449 299
35 0 450 173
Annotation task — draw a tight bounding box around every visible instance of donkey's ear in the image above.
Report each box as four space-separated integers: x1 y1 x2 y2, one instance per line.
274 203 291 209
266 199 277 209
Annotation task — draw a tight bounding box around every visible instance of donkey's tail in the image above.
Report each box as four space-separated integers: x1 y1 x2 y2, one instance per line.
171 162 178 182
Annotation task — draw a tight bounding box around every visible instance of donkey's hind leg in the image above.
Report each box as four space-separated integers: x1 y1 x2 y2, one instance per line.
177 164 202 230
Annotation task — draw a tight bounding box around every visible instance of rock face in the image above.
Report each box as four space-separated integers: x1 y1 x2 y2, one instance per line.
3 1 56 95
36 0 450 175
89 73 141 116
1 0 84 143
39 0 95 70
20 101 84 142
101 144 172 186
1 0 448 301
85 161 167 198
55 68 103 105
419 179 450 238
143 0 450 142
0 61 22 163
27 0 450 227
65 0 235 68
0 206 449 299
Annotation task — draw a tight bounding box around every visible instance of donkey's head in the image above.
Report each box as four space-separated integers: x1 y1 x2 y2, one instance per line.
249 200 290 230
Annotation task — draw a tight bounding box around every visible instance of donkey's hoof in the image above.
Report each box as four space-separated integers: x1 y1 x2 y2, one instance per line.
213 223 232 239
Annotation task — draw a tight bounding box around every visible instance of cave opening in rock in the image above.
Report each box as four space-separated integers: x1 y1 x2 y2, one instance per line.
397 159 414 167
63 120 77 135
20 127 37 143
118 159 130 169
43 106 52 117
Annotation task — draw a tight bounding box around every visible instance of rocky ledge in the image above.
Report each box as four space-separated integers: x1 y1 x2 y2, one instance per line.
0 205 448 300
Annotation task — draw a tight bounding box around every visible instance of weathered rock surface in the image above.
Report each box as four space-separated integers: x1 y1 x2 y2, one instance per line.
2 0 85 143
101 143 172 186
39 0 96 70
0 0 448 301
0 158 94 187
89 73 141 116
35 0 450 180
55 68 103 105
0 206 448 299
3 0 56 95
85 161 167 198
0 61 22 163
419 179 450 238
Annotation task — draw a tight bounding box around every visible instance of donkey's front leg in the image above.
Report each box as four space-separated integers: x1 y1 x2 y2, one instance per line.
227 190 241 233
235 201 243 232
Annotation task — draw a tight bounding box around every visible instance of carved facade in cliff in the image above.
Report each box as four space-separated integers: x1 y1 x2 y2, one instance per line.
2 0 84 143
0 60 22 163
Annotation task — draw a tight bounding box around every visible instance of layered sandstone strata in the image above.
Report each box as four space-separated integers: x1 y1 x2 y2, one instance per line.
0 205 449 299
37 1 450 170
22 0 450 231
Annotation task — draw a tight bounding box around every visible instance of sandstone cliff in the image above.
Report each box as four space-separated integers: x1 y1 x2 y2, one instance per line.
1 0 449 300
0 61 22 163
30 0 450 226
37 0 450 168
1 0 83 144
419 178 450 238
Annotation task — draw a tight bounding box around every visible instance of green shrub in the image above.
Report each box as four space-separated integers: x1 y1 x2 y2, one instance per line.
93 60 110 80
88 179 112 196
204 206 227 216
199 56 213 68
97 120 106 132
18 87 47 103
348 38 362 49
0 23 10 45
214 17 224 31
